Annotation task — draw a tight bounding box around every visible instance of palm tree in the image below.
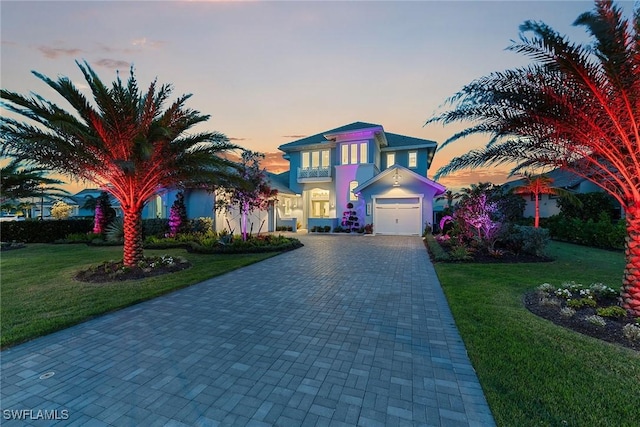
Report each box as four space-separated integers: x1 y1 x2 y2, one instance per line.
510 173 577 228
1 61 238 266
425 1 640 315
435 189 461 210
0 159 70 216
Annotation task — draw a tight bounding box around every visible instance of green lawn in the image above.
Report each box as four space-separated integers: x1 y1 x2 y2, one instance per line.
434 241 640 426
0 244 277 348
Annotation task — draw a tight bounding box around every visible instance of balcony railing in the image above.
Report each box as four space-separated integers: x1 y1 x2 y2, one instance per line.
297 167 332 180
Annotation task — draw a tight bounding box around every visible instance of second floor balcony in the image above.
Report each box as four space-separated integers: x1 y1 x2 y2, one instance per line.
297 166 332 183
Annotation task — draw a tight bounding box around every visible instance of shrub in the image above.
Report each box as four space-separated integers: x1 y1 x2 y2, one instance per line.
59 232 102 243
142 218 169 238
188 235 303 254
424 234 450 262
0 219 93 243
323 225 331 233
560 307 576 317
188 217 213 234
584 315 606 327
105 217 124 242
333 225 344 233
505 225 549 256
622 323 640 341
546 214 625 250
449 244 473 261
50 201 73 220
596 306 628 319
567 298 597 309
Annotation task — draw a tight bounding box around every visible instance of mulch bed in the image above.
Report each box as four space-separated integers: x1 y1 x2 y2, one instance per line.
524 292 639 352
74 259 191 283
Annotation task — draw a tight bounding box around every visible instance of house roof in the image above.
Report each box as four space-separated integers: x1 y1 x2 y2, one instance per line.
278 121 383 151
502 167 586 191
278 122 438 156
383 132 437 149
353 165 446 196
266 172 295 196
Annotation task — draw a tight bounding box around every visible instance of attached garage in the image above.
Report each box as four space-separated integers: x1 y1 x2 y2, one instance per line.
374 197 422 235
352 165 446 236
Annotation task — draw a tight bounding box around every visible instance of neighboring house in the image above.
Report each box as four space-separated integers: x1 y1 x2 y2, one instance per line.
276 121 446 235
501 168 622 219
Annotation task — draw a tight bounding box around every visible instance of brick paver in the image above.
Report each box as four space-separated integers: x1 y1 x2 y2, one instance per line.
1 235 495 426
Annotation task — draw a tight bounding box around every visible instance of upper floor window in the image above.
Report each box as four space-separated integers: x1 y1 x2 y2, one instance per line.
302 149 330 169
386 153 395 169
341 142 368 165
408 151 417 168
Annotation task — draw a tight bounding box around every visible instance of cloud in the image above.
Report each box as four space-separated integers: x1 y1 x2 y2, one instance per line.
94 59 132 70
37 46 83 59
282 134 307 139
130 38 166 49
261 152 289 174
228 137 247 141
435 168 512 190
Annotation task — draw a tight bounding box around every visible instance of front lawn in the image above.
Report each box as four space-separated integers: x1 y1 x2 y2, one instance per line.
435 240 640 426
0 244 278 349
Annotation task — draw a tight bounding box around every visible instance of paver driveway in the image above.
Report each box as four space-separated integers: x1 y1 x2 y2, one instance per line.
1 235 495 426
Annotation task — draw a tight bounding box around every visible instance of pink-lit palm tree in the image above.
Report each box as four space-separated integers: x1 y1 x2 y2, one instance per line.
510 173 576 228
426 1 640 315
1 61 238 266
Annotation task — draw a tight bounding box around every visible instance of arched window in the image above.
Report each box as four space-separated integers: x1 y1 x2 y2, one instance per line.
349 181 359 201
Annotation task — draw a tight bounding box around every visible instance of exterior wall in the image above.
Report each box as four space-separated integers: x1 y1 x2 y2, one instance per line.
334 164 376 225
381 148 429 176
357 177 440 233
523 194 561 219
215 204 274 234
275 195 303 231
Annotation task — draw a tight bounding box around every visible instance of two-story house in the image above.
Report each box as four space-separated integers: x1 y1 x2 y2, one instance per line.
275 121 446 235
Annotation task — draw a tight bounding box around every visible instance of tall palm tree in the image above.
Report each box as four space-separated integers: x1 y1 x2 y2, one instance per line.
510 173 577 228
425 1 640 315
0 159 70 215
1 61 238 266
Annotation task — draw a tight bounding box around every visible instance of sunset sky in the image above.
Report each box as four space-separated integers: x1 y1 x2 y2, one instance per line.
1 0 625 192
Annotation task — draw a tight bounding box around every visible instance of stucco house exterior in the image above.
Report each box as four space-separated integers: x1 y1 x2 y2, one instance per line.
274 121 446 235
67 121 446 236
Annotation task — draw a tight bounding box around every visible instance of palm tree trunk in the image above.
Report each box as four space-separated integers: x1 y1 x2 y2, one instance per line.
620 204 640 317
534 193 540 228
123 208 144 267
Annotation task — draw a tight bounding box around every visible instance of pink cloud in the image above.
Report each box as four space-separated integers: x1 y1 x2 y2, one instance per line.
37 46 83 59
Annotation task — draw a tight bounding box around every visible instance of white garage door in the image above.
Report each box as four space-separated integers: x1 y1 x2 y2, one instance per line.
374 197 421 235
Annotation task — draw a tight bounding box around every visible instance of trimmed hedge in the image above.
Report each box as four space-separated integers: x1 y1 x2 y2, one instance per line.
424 234 450 262
1 219 93 243
545 213 626 250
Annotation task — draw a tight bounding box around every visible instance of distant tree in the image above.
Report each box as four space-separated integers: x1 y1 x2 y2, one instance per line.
1 61 238 266
426 1 640 315
50 201 73 219
510 173 577 228
217 151 278 241
0 159 69 214
436 190 462 211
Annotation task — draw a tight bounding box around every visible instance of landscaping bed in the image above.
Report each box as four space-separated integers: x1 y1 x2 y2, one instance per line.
524 286 639 352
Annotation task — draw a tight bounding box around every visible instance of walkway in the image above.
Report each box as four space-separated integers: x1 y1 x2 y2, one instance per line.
1 235 495 426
